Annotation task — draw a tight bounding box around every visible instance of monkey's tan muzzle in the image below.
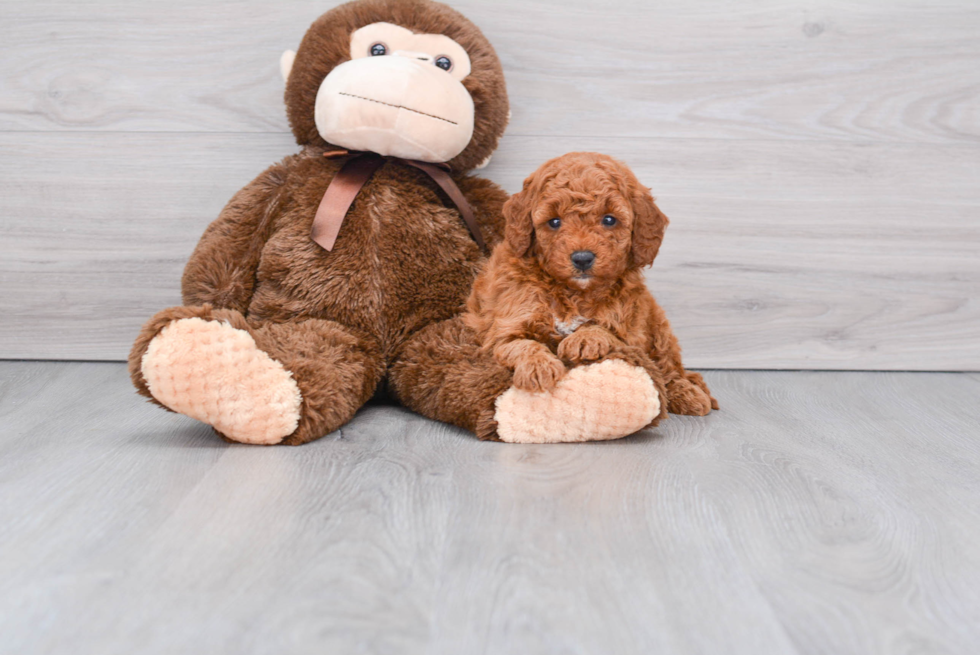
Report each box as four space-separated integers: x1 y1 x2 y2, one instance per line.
314 55 475 163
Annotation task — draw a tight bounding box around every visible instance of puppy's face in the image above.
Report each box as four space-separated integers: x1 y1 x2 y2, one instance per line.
503 152 669 289
529 182 634 288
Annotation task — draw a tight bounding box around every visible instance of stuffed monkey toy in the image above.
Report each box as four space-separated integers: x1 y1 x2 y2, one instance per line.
129 0 663 445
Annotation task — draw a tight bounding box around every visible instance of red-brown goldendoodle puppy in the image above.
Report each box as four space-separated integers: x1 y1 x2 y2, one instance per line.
463 151 718 417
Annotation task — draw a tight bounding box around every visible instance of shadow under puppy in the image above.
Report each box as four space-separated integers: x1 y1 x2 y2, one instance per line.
463 152 718 432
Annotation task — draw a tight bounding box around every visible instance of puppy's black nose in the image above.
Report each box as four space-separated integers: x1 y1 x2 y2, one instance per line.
571 250 596 271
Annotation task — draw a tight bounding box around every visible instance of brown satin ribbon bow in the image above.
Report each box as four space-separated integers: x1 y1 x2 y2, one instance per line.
311 150 487 252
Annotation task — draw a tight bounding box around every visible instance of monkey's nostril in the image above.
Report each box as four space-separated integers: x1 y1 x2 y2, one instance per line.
571 250 596 271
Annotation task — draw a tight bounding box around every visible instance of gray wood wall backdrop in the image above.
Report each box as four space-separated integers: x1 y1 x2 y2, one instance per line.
1 0 978 369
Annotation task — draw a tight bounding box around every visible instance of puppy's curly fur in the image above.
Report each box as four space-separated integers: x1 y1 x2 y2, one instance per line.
463 152 718 417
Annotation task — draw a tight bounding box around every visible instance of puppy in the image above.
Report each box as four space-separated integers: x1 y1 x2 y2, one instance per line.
463 152 717 417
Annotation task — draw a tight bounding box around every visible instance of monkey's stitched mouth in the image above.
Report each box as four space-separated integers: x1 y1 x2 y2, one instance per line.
338 92 458 125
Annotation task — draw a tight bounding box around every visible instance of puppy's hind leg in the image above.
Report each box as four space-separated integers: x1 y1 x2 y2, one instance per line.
644 302 718 416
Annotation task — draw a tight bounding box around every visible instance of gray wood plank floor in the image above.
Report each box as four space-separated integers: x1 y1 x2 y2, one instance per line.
1 361 978 654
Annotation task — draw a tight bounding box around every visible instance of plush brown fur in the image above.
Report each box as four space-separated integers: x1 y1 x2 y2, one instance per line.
389 315 514 440
462 152 718 416
129 0 513 444
129 304 383 444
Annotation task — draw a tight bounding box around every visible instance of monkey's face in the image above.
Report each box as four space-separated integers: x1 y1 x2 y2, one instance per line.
314 23 474 163
284 0 509 173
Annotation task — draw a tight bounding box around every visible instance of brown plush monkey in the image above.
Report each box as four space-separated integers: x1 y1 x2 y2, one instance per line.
129 0 662 445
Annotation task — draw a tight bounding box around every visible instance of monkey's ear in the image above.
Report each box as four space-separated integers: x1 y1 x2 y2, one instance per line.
630 184 669 268
503 189 534 257
280 50 297 83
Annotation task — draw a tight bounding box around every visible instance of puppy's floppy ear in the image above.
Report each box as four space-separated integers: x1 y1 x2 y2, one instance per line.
630 182 669 268
503 187 534 257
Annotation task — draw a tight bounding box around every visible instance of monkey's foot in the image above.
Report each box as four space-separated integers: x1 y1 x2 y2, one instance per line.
141 318 302 445
494 359 660 444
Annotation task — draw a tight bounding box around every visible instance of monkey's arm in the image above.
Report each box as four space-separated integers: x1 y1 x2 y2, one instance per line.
180 162 288 312
455 175 509 249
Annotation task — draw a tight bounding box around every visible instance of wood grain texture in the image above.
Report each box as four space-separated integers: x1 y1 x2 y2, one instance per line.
0 0 979 367
1 362 979 654
2 132 977 368
2 1 978 143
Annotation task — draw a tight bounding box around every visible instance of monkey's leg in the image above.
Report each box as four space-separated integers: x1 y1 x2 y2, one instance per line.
130 305 383 445
387 317 511 440
389 317 662 443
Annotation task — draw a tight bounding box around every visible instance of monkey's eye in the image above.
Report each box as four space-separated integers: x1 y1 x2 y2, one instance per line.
547 218 562 230
602 215 618 227
370 43 387 56
434 56 452 71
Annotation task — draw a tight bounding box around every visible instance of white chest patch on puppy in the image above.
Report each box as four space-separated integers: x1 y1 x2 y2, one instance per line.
555 316 589 337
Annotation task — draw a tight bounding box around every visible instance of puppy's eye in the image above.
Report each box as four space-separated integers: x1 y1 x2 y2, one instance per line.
434 56 452 71
602 215 618 227
370 43 387 56
547 218 562 230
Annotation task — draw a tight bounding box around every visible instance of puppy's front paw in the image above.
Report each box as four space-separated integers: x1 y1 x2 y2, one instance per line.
558 328 614 363
666 378 713 416
512 353 567 393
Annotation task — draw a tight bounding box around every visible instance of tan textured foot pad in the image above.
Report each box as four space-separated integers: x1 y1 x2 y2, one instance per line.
494 359 660 444
141 318 302 445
